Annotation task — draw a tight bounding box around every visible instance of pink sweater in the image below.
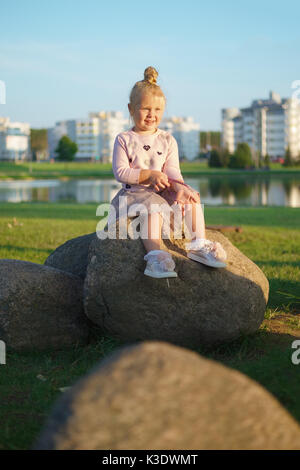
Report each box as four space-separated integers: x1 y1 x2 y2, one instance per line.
112 128 184 191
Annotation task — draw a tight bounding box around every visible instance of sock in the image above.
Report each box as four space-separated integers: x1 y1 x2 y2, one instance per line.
186 238 207 251
144 249 170 261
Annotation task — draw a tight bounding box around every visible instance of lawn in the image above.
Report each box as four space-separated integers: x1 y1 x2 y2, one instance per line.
0 203 300 449
1 161 300 180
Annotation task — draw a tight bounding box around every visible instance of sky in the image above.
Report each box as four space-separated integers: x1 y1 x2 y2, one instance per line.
1 0 300 130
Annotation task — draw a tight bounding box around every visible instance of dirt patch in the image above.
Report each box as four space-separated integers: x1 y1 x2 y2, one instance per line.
262 313 300 347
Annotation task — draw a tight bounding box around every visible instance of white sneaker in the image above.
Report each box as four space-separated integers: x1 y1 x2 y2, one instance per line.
144 250 178 278
186 239 227 268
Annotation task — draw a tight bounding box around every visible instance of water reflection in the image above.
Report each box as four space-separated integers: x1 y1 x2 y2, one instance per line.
186 176 300 207
0 179 121 204
0 176 299 207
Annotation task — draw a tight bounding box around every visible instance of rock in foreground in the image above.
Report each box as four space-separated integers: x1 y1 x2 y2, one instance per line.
33 341 300 450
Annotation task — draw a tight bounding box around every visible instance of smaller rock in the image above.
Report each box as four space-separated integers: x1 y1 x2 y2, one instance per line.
44 232 97 279
0 259 91 351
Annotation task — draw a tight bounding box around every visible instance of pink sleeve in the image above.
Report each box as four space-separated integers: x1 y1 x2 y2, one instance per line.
112 135 141 185
162 135 184 182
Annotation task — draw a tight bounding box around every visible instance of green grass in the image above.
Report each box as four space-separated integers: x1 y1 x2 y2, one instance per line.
1 161 300 180
0 162 114 180
0 203 300 449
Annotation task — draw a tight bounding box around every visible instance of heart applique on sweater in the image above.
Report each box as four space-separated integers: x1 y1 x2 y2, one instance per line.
143 145 150 151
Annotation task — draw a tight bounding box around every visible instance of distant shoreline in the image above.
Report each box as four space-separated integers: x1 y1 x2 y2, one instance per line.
0 161 300 180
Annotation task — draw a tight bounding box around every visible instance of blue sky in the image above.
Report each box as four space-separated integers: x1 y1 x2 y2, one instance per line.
1 0 300 130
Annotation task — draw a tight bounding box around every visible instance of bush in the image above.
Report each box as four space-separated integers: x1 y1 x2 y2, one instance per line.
208 150 222 168
283 147 294 167
220 148 231 167
229 143 253 169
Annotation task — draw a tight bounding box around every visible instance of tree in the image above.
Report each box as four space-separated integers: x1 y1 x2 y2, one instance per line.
264 154 271 167
200 131 221 151
208 149 222 167
257 150 263 168
55 135 78 161
210 131 221 149
219 147 231 167
229 143 253 169
30 128 48 161
283 146 293 167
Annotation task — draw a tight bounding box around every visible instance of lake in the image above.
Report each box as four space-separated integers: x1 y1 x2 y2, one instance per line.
0 175 299 207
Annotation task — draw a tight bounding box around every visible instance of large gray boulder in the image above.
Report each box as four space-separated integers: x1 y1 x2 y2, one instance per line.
33 341 300 450
0 259 90 351
83 223 269 348
44 232 97 279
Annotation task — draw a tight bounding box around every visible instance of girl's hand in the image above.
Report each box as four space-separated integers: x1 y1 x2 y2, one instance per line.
174 187 201 207
149 171 170 192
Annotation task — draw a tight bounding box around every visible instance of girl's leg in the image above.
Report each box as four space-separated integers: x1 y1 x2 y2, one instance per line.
184 200 227 265
184 200 206 241
142 211 177 278
142 212 163 253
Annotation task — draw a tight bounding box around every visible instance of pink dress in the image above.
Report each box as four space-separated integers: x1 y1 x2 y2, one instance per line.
112 127 184 191
110 127 186 219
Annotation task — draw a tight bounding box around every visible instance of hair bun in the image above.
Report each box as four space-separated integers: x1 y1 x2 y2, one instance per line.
144 66 158 85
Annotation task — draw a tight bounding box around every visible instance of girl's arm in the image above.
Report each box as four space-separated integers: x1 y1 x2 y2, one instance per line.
112 135 141 185
163 136 200 204
162 136 185 192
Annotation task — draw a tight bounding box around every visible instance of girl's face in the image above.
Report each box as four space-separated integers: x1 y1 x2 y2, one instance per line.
128 93 165 134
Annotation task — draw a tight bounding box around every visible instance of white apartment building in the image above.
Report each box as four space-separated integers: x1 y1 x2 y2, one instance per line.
75 117 99 161
89 111 128 163
0 117 30 161
48 111 128 162
161 116 200 160
222 91 300 160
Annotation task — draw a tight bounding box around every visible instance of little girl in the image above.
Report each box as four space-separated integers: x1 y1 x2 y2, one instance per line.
110 66 227 278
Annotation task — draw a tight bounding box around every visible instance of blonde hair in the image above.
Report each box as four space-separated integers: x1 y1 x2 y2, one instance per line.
129 66 166 110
